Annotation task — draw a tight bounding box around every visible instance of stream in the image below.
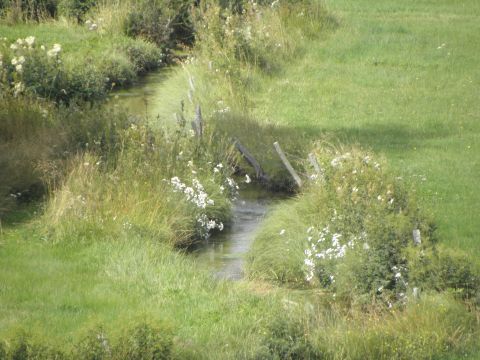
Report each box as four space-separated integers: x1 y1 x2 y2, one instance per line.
191 187 285 280
113 69 286 280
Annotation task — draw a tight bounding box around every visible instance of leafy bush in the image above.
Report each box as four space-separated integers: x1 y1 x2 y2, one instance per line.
57 0 95 21
312 293 479 360
0 36 106 103
98 52 136 88
122 0 195 49
0 0 58 21
408 246 480 304
248 144 436 306
72 325 111 360
256 316 321 360
0 94 63 215
6 332 66 360
121 39 164 75
112 320 173 360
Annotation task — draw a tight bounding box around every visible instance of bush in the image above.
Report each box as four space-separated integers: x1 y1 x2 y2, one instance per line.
408 246 480 304
57 0 95 21
248 144 436 306
72 325 111 360
99 52 136 88
309 293 479 360
0 36 107 103
0 94 63 215
255 316 320 360
112 320 174 360
121 39 164 75
7 332 66 360
0 91 131 216
122 0 195 49
0 0 58 21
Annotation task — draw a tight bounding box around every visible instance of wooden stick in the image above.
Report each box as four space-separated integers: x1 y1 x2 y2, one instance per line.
308 153 322 175
191 121 199 136
413 229 421 245
233 138 269 182
274 141 302 187
194 105 203 137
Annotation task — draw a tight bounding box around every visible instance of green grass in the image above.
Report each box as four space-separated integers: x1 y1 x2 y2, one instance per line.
1 0 480 358
239 0 480 252
0 226 284 358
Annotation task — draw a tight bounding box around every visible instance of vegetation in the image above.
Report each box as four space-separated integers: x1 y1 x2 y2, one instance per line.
1 0 479 358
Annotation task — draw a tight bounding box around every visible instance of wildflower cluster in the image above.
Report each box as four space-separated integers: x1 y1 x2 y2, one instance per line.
303 212 368 284
300 148 435 303
85 18 104 32
170 176 224 239
0 36 63 98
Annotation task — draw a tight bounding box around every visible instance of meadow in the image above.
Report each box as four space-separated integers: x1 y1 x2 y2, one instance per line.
0 0 479 358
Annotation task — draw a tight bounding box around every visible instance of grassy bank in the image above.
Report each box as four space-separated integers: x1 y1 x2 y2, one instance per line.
242 0 480 253
1 0 480 358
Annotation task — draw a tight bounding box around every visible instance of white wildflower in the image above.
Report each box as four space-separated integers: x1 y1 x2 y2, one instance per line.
244 174 251 183
279 229 286 236
25 36 35 47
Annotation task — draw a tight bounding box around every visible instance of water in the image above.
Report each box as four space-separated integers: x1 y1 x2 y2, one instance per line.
111 69 172 118
192 189 284 280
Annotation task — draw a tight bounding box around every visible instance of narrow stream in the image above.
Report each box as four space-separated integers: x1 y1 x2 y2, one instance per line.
112 69 286 280
192 187 285 280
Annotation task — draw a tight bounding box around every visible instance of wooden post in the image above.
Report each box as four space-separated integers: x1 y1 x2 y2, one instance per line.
188 76 195 92
413 229 421 245
308 153 323 177
274 141 302 187
233 138 269 182
194 105 203 137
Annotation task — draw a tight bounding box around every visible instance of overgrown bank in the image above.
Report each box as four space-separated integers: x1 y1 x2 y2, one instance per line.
1 0 480 358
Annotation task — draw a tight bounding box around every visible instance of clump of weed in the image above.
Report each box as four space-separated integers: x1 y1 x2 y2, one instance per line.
72 325 111 360
255 315 321 360
5 331 66 360
112 320 174 360
408 246 480 304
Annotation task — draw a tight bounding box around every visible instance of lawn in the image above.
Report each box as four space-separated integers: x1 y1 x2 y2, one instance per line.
247 0 480 252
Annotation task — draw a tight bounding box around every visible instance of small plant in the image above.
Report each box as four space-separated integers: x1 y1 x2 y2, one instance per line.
256 316 320 360
72 325 111 360
112 320 174 360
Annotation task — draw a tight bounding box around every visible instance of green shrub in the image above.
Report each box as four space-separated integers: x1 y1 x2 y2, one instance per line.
0 340 6 360
122 39 164 75
408 246 480 304
112 320 173 360
99 52 136 88
312 293 479 359
256 316 320 360
0 0 58 21
58 0 95 21
0 36 107 103
0 94 62 215
42 119 238 246
72 325 111 360
248 144 436 306
122 0 194 49
7 332 66 360
0 91 131 216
